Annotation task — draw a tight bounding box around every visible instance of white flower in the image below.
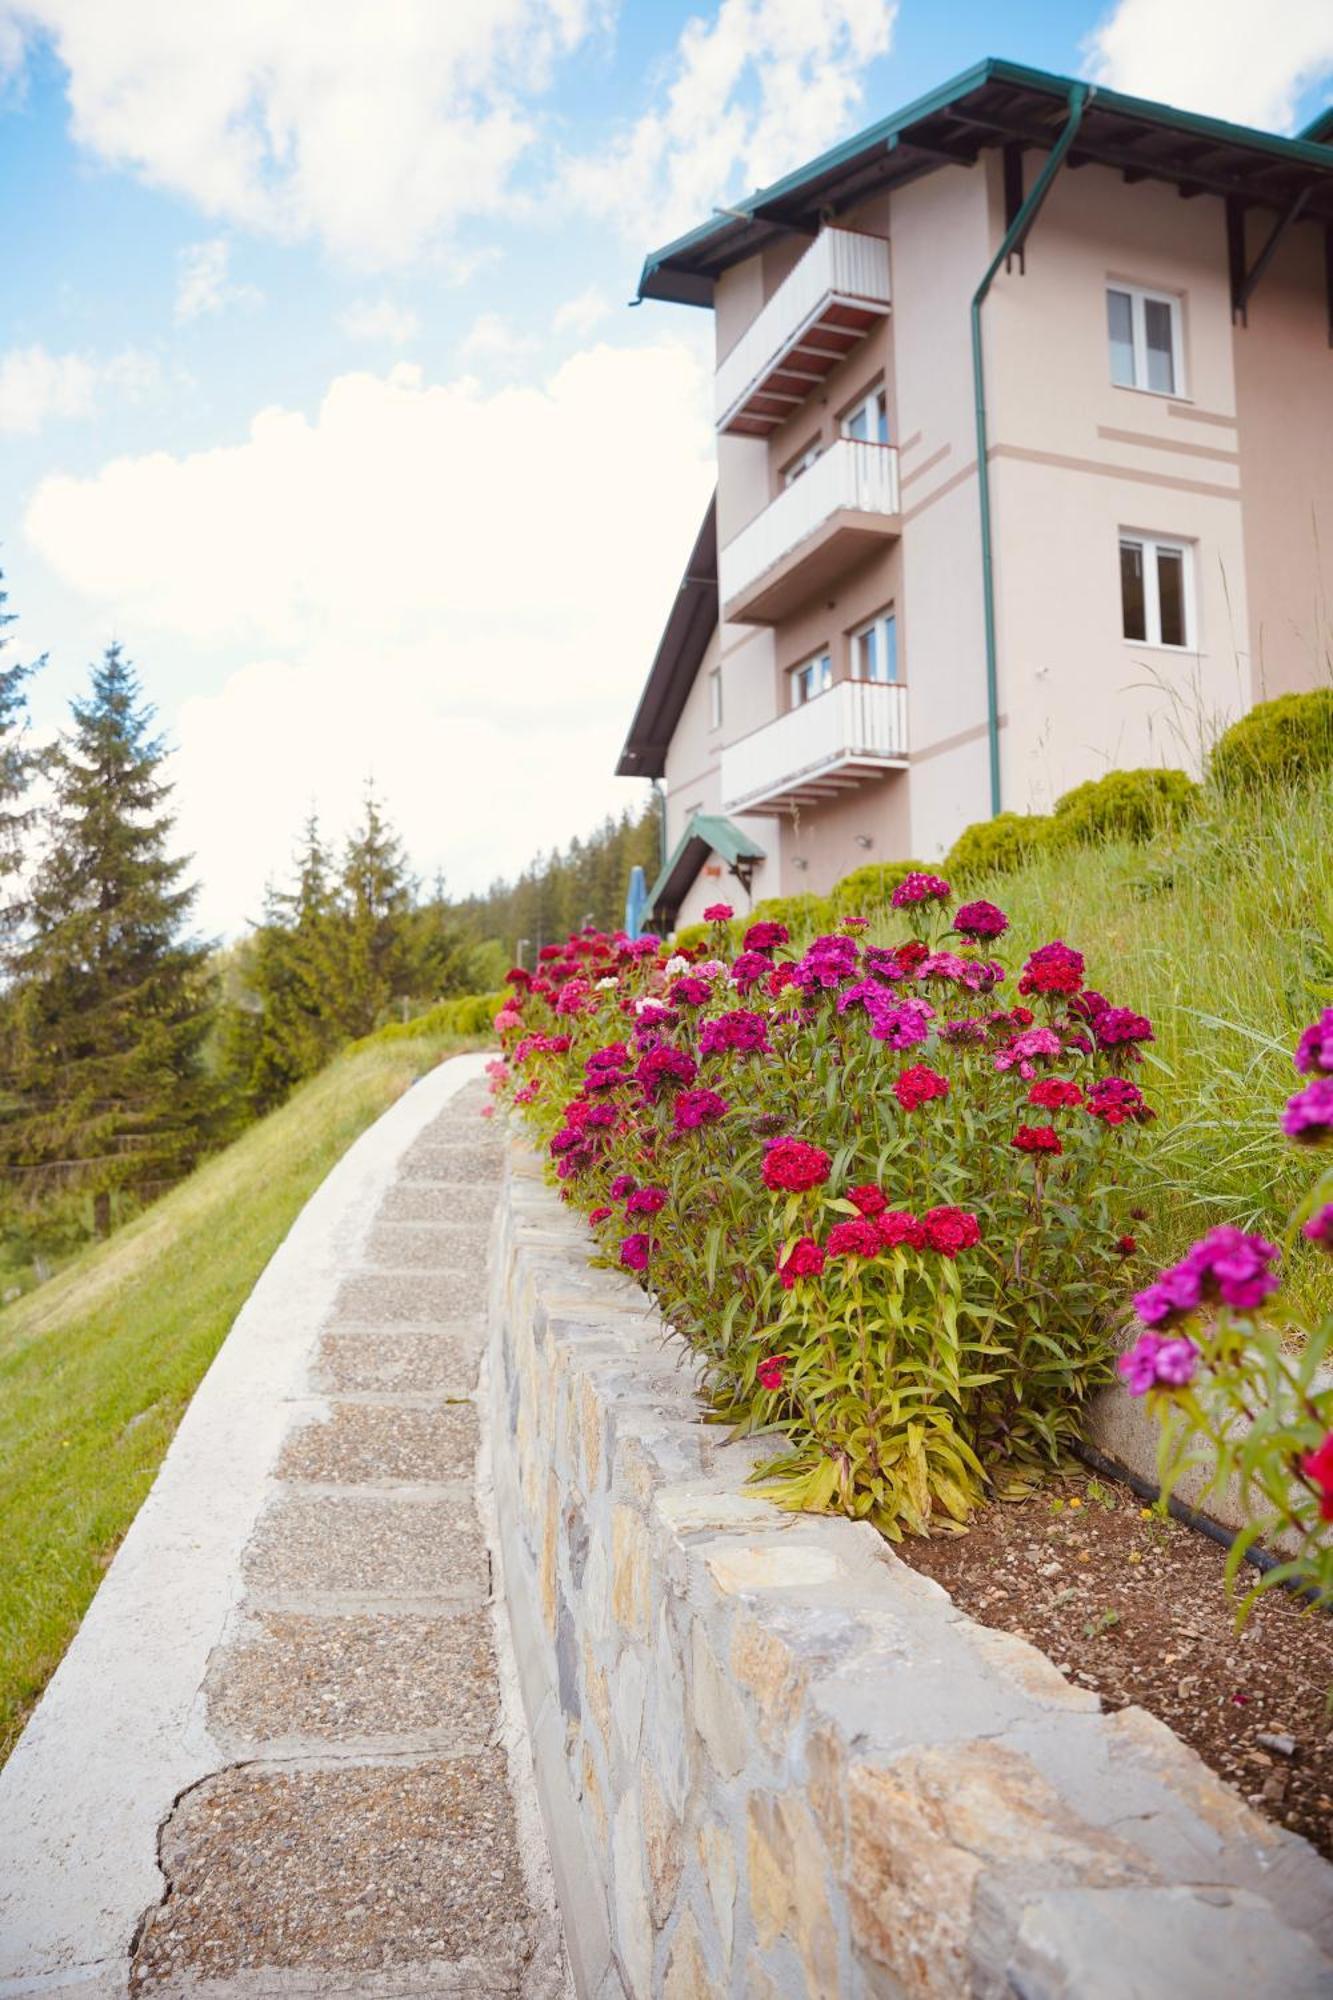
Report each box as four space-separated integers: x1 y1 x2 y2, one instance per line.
596 976 618 990
664 954 689 978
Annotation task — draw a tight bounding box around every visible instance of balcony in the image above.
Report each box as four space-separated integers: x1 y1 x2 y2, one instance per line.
718 439 900 626
720 678 908 816
715 228 892 437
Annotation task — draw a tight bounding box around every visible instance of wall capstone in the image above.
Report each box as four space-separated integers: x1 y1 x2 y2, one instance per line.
487 1136 1333 1999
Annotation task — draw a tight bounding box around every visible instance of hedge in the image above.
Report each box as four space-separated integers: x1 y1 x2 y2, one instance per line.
1210 689 1333 794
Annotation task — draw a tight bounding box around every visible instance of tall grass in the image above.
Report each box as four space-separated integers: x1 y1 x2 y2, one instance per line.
0 1024 488 1762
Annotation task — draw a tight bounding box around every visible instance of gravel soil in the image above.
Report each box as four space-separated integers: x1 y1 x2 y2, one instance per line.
901 1470 1333 1860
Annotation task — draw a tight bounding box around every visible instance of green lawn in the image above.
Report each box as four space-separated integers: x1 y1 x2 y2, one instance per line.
0 1028 488 1762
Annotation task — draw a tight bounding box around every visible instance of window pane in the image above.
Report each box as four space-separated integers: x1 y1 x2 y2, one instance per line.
1157 547 1186 646
845 403 868 441
817 653 831 693
874 390 889 444
1107 289 1135 387
859 624 877 679
1144 298 1175 394
882 613 899 683
1120 540 1146 640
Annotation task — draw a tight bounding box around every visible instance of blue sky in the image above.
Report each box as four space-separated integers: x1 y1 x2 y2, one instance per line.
1 0 1330 935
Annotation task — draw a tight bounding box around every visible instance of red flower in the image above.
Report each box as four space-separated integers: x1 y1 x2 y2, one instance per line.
1013 1124 1063 1155
776 1237 825 1289
703 902 734 922
895 1063 949 1112
921 1206 981 1257
1012 1006 1035 1027
825 1217 882 1258
762 1137 832 1193
1086 1076 1153 1126
757 1355 788 1392
877 1209 926 1251
1116 1235 1138 1257
848 1184 887 1217
1027 1078 1084 1110
1302 1432 1333 1521
744 920 790 953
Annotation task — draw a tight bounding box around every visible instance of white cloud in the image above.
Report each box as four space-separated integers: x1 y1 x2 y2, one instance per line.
23 343 714 932
458 311 538 367
174 237 261 323
553 286 612 337
0 344 159 433
1 0 606 264
1085 0 1333 132
340 299 422 346
562 0 897 244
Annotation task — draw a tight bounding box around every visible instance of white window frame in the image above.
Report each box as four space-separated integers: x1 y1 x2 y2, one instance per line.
1106 283 1185 398
708 666 722 730
841 384 890 446
850 606 899 683
782 438 823 487
790 649 832 707
1119 532 1196 651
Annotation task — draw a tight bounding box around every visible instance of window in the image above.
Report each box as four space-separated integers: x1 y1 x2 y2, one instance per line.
842 385 890 445
790 650 832 706
708 667 722 730
1107 285 1182 396
851 609 899 683
783 440 823 487
1120 534 1193 649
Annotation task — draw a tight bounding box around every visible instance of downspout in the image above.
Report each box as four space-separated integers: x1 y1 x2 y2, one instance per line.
971 82 1090 816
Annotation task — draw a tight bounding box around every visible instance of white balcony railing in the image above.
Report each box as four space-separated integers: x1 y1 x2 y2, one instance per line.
718 439 900 618
721 679 908 816
715 228 891 433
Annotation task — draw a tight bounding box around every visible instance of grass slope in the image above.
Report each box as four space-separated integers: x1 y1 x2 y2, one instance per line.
0 1026 488 1762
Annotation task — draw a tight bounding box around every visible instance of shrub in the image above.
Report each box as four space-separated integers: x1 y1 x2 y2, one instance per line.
371 991 503 1042
492 903 1154 1538
1210 689 1333 794
944 811 1051 884
671 921 716 953
1051 768 1200 848
744 892 834 938
1122 1004 1333 1615
828 859 925 916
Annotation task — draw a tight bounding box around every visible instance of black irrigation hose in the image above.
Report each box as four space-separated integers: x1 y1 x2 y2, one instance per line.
1069 1439 1327 1608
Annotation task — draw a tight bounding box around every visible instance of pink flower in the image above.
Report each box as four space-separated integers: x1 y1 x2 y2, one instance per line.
891 871 951 907
620 1233 654 1271
626 1185 668 1216
1294 1009 1333 1077
1118 1330 1200 1395
756 1355 788 1392
1303 1203 1333 1248
954 900 1008 939
495 1006 523 1033
993 1027 1063 1077
703 902 734 922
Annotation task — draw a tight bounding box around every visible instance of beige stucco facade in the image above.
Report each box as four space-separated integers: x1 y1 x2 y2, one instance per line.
640 106 1333 919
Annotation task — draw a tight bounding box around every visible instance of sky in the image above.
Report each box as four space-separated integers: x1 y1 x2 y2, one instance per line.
1 1 1331 938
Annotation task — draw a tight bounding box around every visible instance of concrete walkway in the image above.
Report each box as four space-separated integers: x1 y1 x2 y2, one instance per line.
0 1055 566 1998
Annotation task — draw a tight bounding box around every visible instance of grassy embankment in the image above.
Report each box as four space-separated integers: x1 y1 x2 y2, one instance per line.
0 1009 495 1762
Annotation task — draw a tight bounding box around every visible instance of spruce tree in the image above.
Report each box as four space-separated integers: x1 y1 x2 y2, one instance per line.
0 645 213 1239
319 787 415 1037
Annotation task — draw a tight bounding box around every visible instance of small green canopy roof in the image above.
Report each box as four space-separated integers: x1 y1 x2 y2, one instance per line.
645 813 765 930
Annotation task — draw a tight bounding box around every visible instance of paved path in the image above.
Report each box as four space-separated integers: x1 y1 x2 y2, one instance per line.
0 1056 566 1999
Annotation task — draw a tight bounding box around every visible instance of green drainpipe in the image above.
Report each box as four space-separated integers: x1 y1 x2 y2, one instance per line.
971 81 1090 816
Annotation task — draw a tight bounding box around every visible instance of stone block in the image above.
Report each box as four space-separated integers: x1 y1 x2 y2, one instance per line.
705 1541 842 1596
689 1620 749 1782
745 1793 840 1999
662 1906 723 2000
611 1505 652 1640
696 1818 737 1965
642 1764 684 1928
611 1792 653 1998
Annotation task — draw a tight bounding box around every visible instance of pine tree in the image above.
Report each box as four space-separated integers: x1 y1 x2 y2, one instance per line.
0 565 42 956
220 812 341 1116
0 645 214 1239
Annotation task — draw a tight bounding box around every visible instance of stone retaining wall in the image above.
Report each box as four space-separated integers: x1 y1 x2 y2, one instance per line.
488 1138 1333 1999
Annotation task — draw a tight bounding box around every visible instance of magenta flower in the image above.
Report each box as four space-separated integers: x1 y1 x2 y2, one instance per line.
671 976 712 1007
954 899 1009 939
673 1087 729 1132
730 950 770 993
1118 1330 1200 1395
993 1026 1063 1077
794 934 859 991
620 1233 654 1270
703 902 734 922
1095 1007 1154 1051
626 1185 668 1216
609 1173 637 1200
634 1045 698 1100
1303 1203 1333 1248
867 996 936 1049
699 1008 770 1056
1134 1225 1280 1327
1284 1077 1333 1142
1086 1075 1152 1126
743 920 789 953
1295 1008 1333 1076
891 871 951 907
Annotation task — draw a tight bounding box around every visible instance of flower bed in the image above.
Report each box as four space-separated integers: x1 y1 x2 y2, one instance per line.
491 884 1159 1539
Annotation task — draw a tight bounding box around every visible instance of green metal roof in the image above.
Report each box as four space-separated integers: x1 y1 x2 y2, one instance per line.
638 56 1333 306
645 813 765 924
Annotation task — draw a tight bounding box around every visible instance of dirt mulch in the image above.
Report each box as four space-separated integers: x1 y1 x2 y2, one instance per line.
901 1470 1333 1861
